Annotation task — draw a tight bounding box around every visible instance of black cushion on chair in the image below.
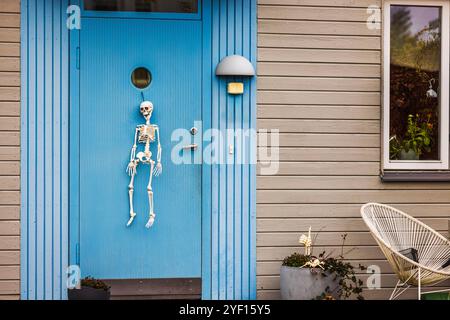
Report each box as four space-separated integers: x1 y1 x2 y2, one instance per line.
399 248 419 262
443 258 450 269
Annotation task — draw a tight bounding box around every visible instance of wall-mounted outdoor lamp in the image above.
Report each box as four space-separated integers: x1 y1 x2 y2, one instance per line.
215 55 255 95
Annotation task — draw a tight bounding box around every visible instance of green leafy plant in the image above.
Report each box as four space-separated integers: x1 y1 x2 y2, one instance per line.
401 113 433 157
282 233 365 300
317 251 365 300
389 135 402 160
282 252 311 268
390 113 434 160
80 277 110 291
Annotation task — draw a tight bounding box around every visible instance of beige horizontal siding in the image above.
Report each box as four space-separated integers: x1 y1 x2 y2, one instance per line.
258 176 450 190
258 119 380 133
0 236 19 250
257 204 450 218
259 48 381 63
0 13 20 28
258 105 380 119
256 0 450 300
259 62 381 77
267 134 379 147
259 6 372 22
0 162 20 175
265 162 380 175
258 0 381 7
0 0 20 300
258 91 380 105
0 102 20 116
0 251 19 265
257 190 450 204
259 34 381 50
0 72 20 86
258 78 381 91
0 44 20 57
259 20 380 36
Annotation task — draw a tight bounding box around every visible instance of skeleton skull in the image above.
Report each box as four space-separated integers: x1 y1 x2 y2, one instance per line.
140 101 154 118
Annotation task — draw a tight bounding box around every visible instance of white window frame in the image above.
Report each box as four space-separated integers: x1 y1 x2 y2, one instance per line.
383 0 449 170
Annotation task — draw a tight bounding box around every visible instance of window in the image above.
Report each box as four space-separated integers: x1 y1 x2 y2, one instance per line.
83 0 198 13
384 1 449 170
131 67 152 89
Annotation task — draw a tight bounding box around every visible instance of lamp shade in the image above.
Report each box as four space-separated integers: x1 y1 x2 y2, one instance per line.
215 55 255 76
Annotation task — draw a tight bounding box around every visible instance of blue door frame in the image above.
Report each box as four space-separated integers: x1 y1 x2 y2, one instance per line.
20 0 257 300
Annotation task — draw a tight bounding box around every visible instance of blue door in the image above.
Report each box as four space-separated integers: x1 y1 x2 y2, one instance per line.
77 16 203 279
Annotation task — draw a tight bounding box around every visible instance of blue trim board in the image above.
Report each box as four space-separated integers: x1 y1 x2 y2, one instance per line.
68 0 81 270
207 0 257 300
21 0 257 300
20 0 70 300
201 0 213 300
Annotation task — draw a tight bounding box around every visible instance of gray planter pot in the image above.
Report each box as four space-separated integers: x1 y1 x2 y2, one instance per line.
400 149 419 160
280 266 341 300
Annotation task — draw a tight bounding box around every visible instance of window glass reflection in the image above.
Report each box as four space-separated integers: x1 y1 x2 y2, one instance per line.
389 6 441 161
84 0 198 13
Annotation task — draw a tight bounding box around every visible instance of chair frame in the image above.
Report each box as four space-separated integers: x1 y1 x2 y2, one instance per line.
361 203 450 300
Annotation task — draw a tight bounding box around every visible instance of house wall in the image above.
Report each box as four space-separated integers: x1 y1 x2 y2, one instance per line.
256 0 450 299
0 0 21 300
1 0 450 300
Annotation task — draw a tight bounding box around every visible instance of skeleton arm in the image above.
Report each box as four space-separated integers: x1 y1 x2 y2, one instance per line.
126 128 139 176
154 125 162 176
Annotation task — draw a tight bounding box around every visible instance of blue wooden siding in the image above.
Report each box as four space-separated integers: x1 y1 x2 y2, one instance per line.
20 0 70 300
206 0 257 300
20 0 256 300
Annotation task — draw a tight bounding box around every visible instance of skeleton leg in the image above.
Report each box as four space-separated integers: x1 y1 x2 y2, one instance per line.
145 161 156 228
126 163 138 227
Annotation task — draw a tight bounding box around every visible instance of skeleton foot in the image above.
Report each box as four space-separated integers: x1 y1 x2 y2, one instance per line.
145 213 156 229
126 212 137 227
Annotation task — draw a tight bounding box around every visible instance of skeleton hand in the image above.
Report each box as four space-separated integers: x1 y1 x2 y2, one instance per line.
126 160 137 176
145 213 156 229
153 162 162 177
301 258 325 270
126 212 137 227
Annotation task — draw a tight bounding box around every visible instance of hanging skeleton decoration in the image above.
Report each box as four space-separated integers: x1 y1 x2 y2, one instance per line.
126 100 162 228
427 78 438 98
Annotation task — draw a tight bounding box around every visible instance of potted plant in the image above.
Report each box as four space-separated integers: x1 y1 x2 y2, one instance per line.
68 276 111 300
390 113 434 160
280 228 365 300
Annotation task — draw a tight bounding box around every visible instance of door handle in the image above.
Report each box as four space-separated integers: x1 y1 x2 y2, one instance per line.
183 143 198 151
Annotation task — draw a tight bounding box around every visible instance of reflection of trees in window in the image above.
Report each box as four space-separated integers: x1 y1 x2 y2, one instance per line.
390 6 441 160
84 0 198 13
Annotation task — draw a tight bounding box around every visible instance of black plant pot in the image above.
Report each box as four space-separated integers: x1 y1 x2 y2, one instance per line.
68 286 111 300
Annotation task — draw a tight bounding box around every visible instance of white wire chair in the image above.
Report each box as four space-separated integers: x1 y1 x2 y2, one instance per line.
361 203 450 300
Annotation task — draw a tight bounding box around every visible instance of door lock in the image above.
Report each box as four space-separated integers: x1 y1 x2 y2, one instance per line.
190 127 198 135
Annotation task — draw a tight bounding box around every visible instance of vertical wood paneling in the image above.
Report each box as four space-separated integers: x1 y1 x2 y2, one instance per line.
20 0 69 300
234 0 243 300
207 0 257 300
249 0 257 300
0 0 20 301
